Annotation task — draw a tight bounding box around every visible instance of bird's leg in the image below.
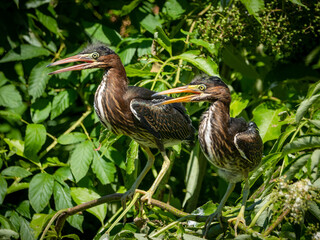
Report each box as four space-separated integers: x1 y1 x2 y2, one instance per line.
141 151 170 204
228 178 249 236
121 146 154 209
204 182 235 237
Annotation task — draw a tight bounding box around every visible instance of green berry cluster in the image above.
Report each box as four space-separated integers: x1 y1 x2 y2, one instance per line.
197 0 320 60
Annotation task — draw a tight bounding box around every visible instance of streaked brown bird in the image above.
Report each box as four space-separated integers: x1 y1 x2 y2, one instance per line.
47 44 194 205
154 75 263 236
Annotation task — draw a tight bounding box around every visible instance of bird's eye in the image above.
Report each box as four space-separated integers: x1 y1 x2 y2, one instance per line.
91 52 99 59
198 84 206 91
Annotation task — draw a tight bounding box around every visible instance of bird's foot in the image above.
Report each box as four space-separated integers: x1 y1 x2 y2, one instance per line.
203 210 222 238
140 190 154 205
121 188 135 211
228 212 246 236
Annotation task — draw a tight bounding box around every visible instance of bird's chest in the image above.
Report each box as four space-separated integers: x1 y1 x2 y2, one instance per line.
198 108 238 170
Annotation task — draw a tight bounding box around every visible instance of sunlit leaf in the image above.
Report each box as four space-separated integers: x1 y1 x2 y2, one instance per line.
30 98 51 123
83 21 121 46
239 0 264 22
118 44 137 65
69 140 94 182
0 44 50 63
0 176 7 204
252 103 286 143
29 173 54 213
140 14 162 34
284 154 310 180
91 152 116 185
230 92 249 118
35 9 59 35
30 213 55 239
283 135 320 155
163 0 186 20
50 89 77 120
0 229 19 239
126 141 139 175
178 50 218 76
0 85 22 108
24 124 47 162
296 93 320 123
28 61 51 101
1 166 32 178
57 132 87 145
70 187 106 225
121 0 141 16
4 138 24 157
155 27 172 56
189 39 218 56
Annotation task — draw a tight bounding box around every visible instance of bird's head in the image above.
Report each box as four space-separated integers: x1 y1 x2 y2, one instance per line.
47 44 120 75
153 76 231 105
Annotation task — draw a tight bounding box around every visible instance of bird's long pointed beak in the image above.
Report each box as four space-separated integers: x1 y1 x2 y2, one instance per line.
153 85 200 105
47 54 97 75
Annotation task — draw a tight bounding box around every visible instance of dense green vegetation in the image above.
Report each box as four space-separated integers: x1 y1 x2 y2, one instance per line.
0 0 320 239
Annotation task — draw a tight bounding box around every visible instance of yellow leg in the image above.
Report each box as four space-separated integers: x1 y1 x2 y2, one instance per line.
121 146 154 209
141 151 171 204
204 182 236 237
228 178 249 236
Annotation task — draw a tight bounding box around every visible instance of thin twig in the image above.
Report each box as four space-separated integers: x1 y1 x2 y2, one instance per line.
263 208 290 236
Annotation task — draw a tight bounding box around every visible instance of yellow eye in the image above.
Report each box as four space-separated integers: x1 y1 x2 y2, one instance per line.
198 84 206 91
91 52 99 59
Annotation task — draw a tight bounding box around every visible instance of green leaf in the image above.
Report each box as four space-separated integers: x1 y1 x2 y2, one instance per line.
239 0 264 22
50 89 77 120
189 39 218 56
29 173 55 212
288 0 307 8
230 92 249 118
283 135 320 155
1 166 32 178
252 103 286 143
69 140 94 182
28 61 52 101
296 94 320 123
284 154 311 180
155 27 172 56
83 21 121 46
57 132 87 145
0 176 7 204
30 213 55 239
140 14 162 34
163 0 186 20
0 44 51 63
53 182 72 210
309 120 320 128
222 46 259 79
126 141 139 175
177 50 218 76
17 200 31 219
121 0 141 16
125 65 156 77
35 9 59 35
0 110 21 121
4 138 24 157
0 229 19 239
0 85 22 108
91 152 116 185
54 167 74 183
30 98 51 123
118 45 137 65
70 187 106 225
24 124 47 162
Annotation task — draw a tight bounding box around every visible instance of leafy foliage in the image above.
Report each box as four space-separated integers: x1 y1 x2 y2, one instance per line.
0 0 319 239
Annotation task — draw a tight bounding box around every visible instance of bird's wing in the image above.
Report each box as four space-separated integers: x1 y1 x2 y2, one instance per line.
233 124 263 165
130 98 195 141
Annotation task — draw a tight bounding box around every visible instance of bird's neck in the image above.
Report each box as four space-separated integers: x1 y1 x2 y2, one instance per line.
102 64 128 96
